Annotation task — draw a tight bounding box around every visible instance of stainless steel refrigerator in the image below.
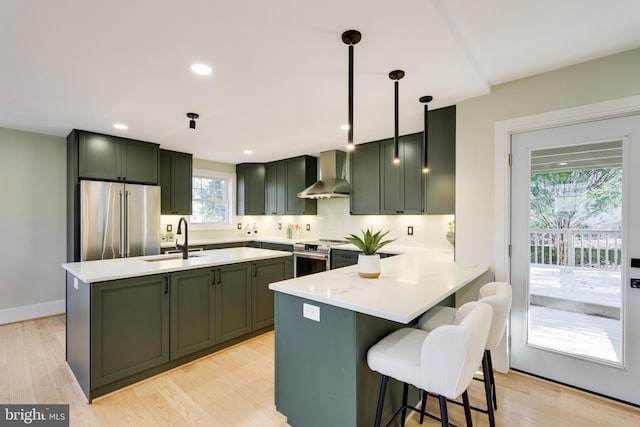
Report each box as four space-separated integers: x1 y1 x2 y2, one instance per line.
80 180 161 261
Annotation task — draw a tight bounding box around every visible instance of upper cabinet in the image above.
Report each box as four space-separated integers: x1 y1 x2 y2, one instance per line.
238 155 317 216
285 155 317 215
349 105 456 215
350 140 381 215
73 130 159 184
160 149 193 215
236 163 265 215
380 133 425 214
265 160 286 215
425 105 456 215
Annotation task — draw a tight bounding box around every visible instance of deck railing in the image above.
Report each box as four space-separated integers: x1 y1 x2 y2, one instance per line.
530 229 622 269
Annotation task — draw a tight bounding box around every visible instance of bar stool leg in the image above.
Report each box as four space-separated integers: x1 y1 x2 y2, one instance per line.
438 395 448 427
486 350 498 410
374 375 389 427
482 353 496 427
400 382 409 427
462 390 473 427
419 390 427 424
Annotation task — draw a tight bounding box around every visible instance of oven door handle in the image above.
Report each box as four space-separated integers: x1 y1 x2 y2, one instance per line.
293 252 330 260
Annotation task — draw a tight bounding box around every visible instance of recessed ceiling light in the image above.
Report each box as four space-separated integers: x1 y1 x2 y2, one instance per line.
558 162 568 166
341 124 350 131
113 123 128 130
191 63 212 75
243 150 253 155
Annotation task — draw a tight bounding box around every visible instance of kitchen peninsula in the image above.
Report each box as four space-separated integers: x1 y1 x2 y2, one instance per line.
269 248 487 427
63 247 292 402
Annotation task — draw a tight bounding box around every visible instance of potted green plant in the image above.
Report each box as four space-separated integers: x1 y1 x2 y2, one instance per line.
345 229 395 278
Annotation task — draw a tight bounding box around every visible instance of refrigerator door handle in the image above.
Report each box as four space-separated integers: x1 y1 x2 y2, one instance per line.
125 190 130 257
119 190 125 257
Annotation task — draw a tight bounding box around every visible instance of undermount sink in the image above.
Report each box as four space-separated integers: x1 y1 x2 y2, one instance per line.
143 253 205 262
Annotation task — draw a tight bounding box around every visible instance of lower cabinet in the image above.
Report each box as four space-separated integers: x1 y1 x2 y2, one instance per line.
91 274 170 388
215 263 252 343
170 269 216 359
252 258 288 330
68 256 288 401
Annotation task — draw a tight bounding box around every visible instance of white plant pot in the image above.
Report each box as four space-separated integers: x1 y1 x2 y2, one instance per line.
357 254 381 278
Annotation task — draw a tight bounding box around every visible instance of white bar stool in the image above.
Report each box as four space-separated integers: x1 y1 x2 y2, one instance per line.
367 301 493 427
418 282 512 427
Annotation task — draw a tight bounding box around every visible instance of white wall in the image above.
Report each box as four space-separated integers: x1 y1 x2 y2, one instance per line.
0 127 66 322
456 48 640 273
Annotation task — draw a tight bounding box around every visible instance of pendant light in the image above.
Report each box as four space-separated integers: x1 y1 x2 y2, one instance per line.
419 96 433 173
389 70 405 164
342 30 361 151
187 112 199 130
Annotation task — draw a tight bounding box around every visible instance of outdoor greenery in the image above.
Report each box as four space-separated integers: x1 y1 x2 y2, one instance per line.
530 168 622 230
190 176 230 224
345 229 395 255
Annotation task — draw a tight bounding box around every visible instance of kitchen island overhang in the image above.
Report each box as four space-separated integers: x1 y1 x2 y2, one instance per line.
63 247 292 402
269 248 488 427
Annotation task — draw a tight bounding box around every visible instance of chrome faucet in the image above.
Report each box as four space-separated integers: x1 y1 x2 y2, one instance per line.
175 217 189 259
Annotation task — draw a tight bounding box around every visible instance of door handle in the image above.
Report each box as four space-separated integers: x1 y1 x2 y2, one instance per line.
252 263 257 277
164 276 169 294
211 269 217 286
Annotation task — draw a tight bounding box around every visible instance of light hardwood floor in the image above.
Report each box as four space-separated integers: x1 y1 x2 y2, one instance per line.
1 315 639 426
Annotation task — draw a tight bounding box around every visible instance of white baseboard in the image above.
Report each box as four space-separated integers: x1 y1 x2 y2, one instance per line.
0 299 65 325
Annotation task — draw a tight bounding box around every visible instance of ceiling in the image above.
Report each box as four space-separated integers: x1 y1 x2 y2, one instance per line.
2 0 640 164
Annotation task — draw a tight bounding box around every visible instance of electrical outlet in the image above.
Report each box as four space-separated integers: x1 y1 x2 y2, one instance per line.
278 223 282 230
306 224 311 231
166 224 172 232
631 279 640 289
407 226 414 236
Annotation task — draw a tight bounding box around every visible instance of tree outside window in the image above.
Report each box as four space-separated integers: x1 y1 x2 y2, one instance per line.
191 175 232 225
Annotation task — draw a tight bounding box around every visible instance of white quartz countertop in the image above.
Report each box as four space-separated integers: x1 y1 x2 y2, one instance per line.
63 247 292 283
269 248 487 324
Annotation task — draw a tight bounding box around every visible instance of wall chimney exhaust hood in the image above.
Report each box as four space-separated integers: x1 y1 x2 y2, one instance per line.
297 150 349 199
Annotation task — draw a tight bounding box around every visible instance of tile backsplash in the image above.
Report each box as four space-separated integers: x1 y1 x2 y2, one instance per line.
162 198 454 250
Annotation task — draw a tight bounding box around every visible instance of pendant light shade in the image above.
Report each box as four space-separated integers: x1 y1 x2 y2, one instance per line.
389 70 405 164
419 96 433 173
342 30 361 151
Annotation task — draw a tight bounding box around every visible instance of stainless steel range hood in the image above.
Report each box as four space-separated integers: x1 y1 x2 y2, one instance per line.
297 150 349 199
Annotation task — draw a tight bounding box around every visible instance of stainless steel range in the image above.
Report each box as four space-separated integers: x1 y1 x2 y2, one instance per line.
293 239 348 277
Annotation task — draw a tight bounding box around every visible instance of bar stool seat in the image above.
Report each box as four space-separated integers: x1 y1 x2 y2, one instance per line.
367 301 493 427
417 282 512 427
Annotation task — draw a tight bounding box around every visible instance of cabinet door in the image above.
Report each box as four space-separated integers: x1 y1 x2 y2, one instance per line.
121 139 159 184
78 132 121 181
91 274 169 388
350 141 380 214
170 269 216 359
266 161 286 215
236 164 265 215
330 249 358 269
380 139 402 214
400 133 426 214
159 150 172 214
171 151 193 214
252 258 287 330
426 105 456 214
215 263 252 342
285 156 317 215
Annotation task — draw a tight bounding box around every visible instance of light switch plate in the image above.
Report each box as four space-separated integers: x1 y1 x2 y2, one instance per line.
407 226 414 236
303 303 320 322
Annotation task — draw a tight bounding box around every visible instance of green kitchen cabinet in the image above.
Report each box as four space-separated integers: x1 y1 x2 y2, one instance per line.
260 242 294 278
236 163 265 215
251 258 288 330
425 105 456 214
285 155 318 215
75 130 159 184
169 268 216 359
265 160 286 215
380 133 425 214
214 263 252 343
160 149 193 215
90 274 170 389
349 140 381 215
